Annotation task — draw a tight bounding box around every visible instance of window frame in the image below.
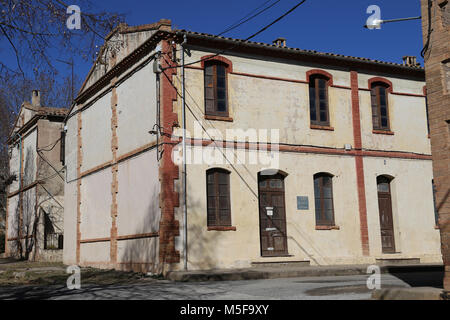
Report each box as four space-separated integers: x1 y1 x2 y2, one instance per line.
204 61 229 118
370 80 392 131
206 168 232 227
313 173 336 227
308 74 331 127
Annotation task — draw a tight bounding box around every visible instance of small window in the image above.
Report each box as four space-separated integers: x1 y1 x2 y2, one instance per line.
204 62 228 117
309 75 330 126
206 168 231 227
371 82 391 130
432 180 438 226
314 173 335 226
60 131 66 166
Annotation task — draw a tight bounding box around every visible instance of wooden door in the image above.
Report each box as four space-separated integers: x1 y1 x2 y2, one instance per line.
258 174 288 257
377 177 395 253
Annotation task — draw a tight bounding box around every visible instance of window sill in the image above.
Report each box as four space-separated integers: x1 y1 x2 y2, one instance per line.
315 225 340 230
207 226 237 231
373 130 394 135
310 124 334 131
205 115 234 122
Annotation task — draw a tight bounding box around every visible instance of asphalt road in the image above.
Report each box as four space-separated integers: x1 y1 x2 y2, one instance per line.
0 271 443 300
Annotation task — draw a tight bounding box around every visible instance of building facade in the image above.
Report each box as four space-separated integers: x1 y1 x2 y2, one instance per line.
63 20 442 273
420 0 450 291
5 91 67 261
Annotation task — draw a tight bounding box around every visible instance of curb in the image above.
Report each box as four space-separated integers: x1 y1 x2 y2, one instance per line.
165 264 444 282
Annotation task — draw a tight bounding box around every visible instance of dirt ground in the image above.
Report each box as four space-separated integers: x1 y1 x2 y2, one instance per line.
0 258 157 287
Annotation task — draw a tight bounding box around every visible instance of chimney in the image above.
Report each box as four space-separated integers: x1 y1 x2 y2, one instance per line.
402 56 420 67
273 37 286 48
31 90 41 107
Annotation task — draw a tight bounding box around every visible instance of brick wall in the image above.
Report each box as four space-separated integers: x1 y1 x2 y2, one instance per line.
421 0 450 291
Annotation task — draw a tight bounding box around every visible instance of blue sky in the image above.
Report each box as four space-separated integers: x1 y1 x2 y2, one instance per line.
1 0 424 87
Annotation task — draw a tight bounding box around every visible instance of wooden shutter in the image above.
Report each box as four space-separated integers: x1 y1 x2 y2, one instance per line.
206 169 231 226
314 173 335 226
309 76 330 126
204 62 228 116
371 84 390 130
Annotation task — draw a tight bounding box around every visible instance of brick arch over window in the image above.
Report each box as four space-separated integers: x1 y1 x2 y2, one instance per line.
368 77 393 93
306 69 334 86
201 55 233 73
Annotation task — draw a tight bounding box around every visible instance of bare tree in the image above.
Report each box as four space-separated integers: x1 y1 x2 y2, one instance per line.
0 0 124 78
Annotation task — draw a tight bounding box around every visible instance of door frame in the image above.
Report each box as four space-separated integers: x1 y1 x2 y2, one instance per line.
377 175 396 254
257 171 289 257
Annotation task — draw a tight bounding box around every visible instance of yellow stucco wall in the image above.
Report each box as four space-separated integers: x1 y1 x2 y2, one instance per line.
172 48 441 270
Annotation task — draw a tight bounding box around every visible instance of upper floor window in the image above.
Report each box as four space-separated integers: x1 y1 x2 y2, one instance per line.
204 61 228 117
370 81 391 131
309 74 330 126
206 168 231 227
314 173 335 226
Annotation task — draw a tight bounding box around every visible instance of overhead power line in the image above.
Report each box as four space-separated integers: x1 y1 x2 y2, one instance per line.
217 0 282 37
165 0 308 70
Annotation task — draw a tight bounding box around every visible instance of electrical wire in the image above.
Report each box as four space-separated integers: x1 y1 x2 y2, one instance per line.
164 0 308 70
217 0 282 37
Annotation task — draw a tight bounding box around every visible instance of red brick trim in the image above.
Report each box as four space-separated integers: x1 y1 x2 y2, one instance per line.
315 225 340 230
351 71 370 256
310 124 334 131
7 181 39 198
4 194 9 254
207 226 237 231
159 40 181 264
200 55 233 73
231 71 308 84
205 115 234 122
368 77 393 93
373 130 395 135
79 141 158 179
80 237 111 244
183 137 432 160
76 110 83 264
110 78 119 264
306 69 334 86
80 233 159 244
117 232 159 241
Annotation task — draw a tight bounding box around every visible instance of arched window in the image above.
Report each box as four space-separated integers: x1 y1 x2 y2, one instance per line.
206 168 231 227
370 80 391 131
204 60 229 117
313 173 335 226
309 73 331 126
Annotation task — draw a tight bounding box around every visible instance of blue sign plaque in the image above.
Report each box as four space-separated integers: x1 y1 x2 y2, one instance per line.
297 196 309 210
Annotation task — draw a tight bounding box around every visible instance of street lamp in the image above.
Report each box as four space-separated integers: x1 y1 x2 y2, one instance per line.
364 16 422 29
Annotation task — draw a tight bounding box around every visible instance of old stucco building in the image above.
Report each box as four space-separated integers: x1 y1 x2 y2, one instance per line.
5 91 67 261
63 20 442 272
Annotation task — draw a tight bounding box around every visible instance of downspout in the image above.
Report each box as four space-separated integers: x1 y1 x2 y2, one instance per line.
181 34 188 271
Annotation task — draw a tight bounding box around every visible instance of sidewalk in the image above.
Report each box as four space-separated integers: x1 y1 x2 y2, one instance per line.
166 263 444 282
372 287 447 300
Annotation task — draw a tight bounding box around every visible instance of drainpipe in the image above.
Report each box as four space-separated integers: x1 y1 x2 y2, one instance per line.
181 34 188 271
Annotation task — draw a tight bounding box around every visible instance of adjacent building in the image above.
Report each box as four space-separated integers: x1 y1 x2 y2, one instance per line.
63 20 442 273
420 0 450 291
5 91 67 261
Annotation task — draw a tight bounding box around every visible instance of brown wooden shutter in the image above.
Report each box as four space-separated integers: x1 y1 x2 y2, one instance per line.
314 173 335 226
206 169 231 226
309 76 330 126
